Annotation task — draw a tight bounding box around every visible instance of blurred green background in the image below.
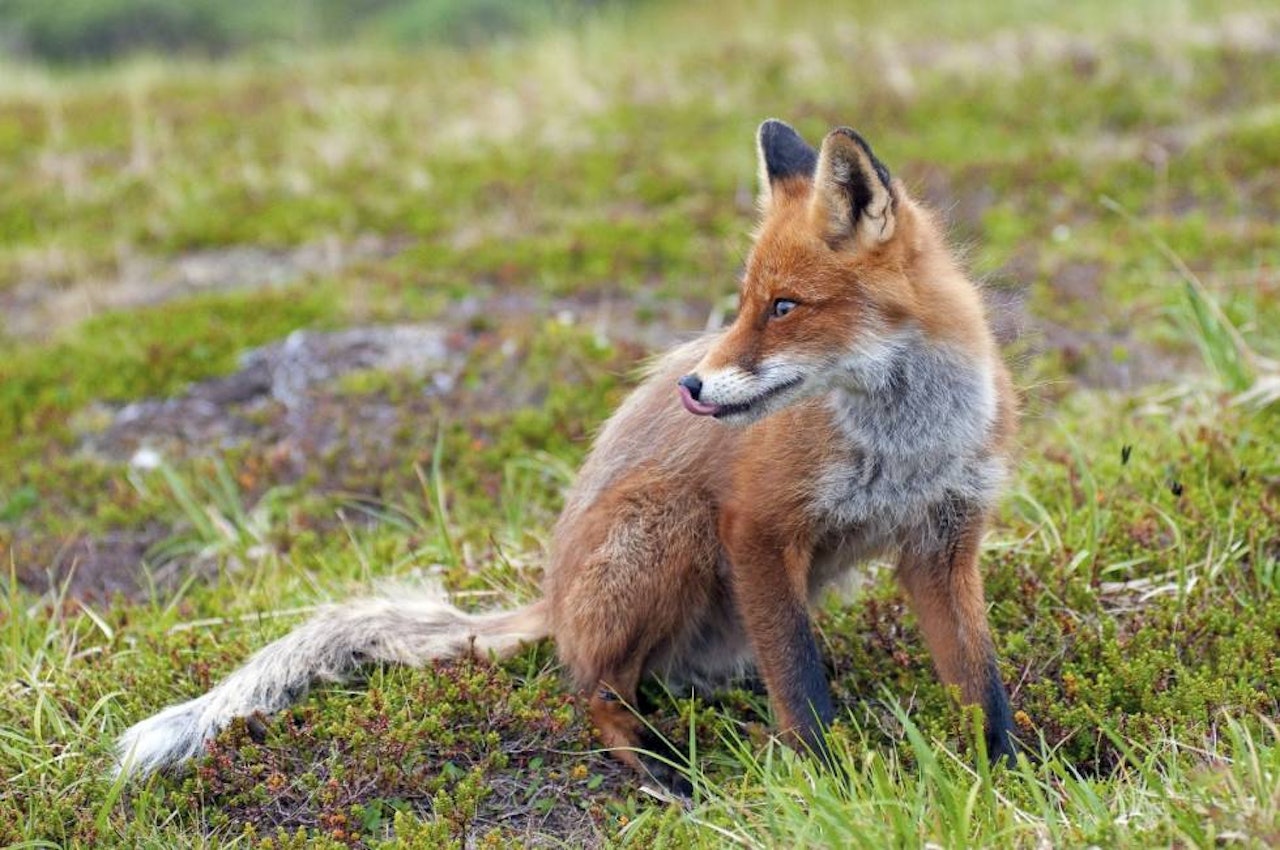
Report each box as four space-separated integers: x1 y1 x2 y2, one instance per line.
0 0 607 62
1 1 1278 847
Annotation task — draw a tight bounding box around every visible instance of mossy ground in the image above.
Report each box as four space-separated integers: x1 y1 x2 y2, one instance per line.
2 1 1279 847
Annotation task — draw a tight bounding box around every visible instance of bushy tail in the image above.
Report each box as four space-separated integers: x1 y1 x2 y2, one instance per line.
114 595 549 778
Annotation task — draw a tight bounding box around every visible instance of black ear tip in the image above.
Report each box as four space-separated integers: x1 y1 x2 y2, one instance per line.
830 126 892 190
759 119 818 182
830 126 874 155
759 118 795 139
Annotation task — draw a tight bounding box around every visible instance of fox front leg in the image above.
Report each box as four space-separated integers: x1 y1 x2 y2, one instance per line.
897 500 1018 764
724 518 838 768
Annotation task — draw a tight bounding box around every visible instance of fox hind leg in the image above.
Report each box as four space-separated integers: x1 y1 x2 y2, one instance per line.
550 477 717 793
588 663 693 796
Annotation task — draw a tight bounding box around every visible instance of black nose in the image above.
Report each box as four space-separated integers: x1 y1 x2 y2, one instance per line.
678 374 703 400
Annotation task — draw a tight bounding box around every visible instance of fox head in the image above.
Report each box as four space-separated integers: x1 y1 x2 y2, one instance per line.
678 120 982 425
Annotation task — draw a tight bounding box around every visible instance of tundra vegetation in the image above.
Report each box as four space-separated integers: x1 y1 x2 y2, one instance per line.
1 0 1278 847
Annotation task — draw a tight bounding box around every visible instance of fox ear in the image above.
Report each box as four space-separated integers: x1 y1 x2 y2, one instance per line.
756 119 818 207
809 127 896 250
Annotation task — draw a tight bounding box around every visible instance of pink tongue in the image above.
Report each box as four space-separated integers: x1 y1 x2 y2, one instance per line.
679 384 721 416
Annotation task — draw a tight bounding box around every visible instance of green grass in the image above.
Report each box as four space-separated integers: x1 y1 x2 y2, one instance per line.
2 0 1279 846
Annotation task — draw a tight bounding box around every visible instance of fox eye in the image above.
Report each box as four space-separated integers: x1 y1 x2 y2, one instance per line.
770 298 798 318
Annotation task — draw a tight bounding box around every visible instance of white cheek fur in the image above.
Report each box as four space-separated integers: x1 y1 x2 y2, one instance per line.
697 366 760 407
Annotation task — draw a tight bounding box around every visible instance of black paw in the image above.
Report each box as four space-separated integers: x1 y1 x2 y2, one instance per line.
637 728 693 800
245 714 269 744
639 756 693 799
986 726 1021 767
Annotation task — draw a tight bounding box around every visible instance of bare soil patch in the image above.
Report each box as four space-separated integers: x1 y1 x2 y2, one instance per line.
1 235 405 341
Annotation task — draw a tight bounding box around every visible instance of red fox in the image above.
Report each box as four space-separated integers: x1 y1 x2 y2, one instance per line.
116 120 1019 788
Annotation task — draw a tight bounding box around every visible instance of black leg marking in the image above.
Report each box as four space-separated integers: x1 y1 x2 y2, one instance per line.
772 602 839 772
983 657 1018 765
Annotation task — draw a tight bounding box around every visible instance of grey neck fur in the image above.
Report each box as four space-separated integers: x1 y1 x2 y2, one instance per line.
810 332 1005 540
